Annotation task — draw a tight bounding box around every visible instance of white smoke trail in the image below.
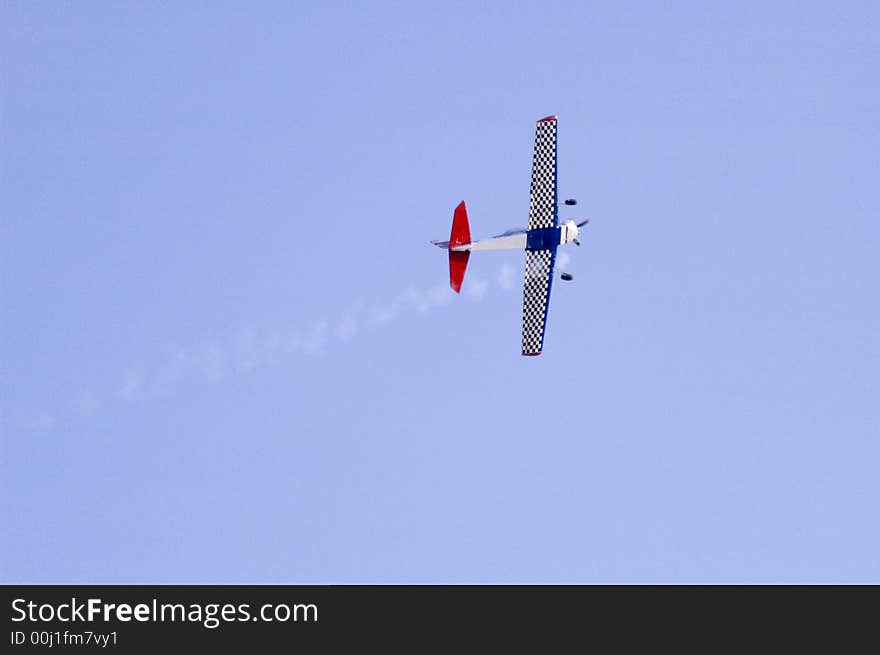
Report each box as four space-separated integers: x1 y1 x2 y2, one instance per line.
497 263 516 290
556 250 571 272
20 263 523 431
465 277 489 300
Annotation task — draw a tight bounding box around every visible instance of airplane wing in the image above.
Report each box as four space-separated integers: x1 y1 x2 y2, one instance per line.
522 116 558 356
527 116 558 230
522 248 556 355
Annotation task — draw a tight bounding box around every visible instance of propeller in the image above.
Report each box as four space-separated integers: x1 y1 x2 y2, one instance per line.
573 218 588 245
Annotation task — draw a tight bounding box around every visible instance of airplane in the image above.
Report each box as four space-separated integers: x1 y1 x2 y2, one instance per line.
432 115 588 356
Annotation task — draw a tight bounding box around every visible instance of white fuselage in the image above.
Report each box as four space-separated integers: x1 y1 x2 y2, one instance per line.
451 220 580 252
453 232 526 251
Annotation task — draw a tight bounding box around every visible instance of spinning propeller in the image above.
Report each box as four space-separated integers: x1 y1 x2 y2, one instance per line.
573 218 589 246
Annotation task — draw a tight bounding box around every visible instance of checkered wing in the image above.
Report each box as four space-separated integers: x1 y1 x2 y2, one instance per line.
521 248 556 356
528 117 558 231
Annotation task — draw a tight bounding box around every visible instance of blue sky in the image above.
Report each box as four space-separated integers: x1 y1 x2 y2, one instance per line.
2 2 878 582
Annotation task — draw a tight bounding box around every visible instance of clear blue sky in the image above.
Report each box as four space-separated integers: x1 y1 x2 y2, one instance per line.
2 2 878 583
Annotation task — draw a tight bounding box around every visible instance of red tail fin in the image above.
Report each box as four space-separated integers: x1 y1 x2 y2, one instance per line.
448 201 471 293
450 201 471 248
449 251 470 293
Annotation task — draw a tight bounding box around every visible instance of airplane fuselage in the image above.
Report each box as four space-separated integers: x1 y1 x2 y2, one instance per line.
450 220 580 252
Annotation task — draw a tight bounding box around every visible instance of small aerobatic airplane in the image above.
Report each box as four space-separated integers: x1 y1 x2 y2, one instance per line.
432 115 588 356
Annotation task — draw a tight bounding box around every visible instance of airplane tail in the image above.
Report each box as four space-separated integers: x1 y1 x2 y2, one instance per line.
448 201 471 293
449 251 469 294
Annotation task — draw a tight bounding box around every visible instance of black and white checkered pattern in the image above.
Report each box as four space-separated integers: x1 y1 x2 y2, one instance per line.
521 249 553 355
528 119 557 231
